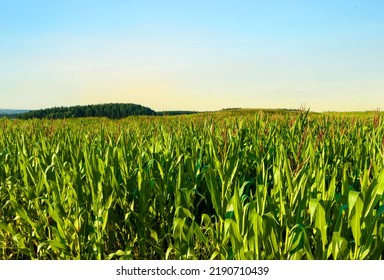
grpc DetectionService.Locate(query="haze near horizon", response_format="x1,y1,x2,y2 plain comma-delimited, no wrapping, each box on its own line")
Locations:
1,1,383,112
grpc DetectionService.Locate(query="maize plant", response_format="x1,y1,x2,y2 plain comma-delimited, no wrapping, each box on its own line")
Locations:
0,110,384,260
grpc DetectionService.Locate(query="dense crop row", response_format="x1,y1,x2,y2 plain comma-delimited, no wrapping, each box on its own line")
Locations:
1,110,384,259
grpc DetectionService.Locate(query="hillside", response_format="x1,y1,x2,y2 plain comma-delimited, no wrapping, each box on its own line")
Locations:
0,109,30,117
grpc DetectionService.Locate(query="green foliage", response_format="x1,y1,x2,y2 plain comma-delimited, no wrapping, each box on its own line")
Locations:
17,103,156,119
1,110,384,259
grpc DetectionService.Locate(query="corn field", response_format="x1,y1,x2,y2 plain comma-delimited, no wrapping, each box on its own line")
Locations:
1,110,384,260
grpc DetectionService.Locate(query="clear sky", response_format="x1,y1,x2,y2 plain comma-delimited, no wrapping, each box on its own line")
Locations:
1,0,383,112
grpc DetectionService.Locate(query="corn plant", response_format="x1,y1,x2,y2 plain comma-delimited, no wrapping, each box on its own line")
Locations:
0,110,384,259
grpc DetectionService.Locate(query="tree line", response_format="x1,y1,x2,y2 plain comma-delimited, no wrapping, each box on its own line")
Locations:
16,103,198,119
17,103,156,119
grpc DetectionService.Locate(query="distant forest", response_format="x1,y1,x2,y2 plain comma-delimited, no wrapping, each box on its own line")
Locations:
16,103,198,119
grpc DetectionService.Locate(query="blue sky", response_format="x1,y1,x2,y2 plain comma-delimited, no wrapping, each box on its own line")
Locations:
1,0,383,111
